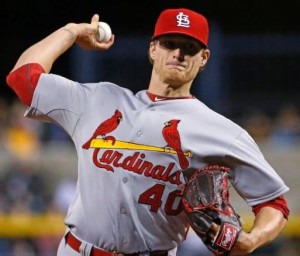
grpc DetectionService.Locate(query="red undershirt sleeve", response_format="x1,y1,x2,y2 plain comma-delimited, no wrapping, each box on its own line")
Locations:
252,195,290,219
6,63,45,106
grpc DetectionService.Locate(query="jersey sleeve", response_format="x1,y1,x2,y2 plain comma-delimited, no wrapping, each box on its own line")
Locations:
24,72,98,137
6,63,45,106
226,131,289,206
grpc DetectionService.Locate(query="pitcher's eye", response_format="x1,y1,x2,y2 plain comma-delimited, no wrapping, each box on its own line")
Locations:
160,40,176,49
182,44,201,55
159,38,202,55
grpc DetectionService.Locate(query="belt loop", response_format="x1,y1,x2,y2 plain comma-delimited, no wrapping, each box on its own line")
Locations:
79,241,93,256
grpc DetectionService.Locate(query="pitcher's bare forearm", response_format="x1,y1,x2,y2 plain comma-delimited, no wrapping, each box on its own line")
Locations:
10,14,114,74
232,207,287,255
12,25,78,73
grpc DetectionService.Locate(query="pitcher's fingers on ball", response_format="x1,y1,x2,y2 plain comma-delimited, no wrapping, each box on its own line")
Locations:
96,21,112,43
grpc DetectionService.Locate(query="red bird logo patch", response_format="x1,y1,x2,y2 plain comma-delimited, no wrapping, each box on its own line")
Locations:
82,109,123,149
162,119,189,169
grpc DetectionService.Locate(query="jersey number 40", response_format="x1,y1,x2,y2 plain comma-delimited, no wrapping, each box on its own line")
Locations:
138,184,182,215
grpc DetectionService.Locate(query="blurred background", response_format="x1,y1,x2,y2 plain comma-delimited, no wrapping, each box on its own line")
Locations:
1,0,300,255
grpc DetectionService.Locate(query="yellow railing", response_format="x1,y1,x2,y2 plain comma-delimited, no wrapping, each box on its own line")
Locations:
0,213,65,238
0,213,299,238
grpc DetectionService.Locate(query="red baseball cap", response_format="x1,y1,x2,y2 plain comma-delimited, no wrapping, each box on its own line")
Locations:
152,8,209,47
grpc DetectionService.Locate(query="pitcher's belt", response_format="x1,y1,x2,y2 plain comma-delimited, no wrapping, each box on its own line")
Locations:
65,232,168,256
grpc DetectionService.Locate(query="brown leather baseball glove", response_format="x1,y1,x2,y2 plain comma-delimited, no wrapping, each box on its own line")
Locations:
181,165,243,255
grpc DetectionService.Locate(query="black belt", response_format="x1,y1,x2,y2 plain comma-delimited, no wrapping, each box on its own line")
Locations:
65,232,168,256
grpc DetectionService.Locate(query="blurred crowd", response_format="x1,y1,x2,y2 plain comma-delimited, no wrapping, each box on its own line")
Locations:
1,99,300,255
0,99,75,256
240,104,300,150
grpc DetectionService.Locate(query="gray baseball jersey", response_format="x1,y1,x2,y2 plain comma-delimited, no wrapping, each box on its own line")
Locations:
25,73,289,254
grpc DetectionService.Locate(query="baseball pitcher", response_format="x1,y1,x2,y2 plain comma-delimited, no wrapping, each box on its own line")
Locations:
6,8,289,256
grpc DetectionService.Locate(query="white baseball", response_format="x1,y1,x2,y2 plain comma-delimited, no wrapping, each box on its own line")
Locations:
96,22,112,43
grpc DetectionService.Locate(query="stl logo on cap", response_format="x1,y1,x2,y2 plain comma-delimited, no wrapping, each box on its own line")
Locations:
176,12,190,28
152,8,209,47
